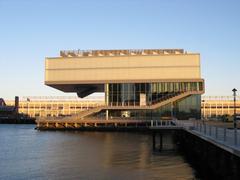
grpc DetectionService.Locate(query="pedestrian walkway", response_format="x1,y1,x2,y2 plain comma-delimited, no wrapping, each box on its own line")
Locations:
191,121,240,148
150,119,240,155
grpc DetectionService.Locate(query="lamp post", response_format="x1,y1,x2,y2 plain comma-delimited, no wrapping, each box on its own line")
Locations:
232,88,237,129
232,88,237,145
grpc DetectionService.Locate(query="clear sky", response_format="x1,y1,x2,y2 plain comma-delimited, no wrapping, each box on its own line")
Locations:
0,0,240,99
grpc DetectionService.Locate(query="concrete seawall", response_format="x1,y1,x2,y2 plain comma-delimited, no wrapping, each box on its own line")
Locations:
176,129,240,179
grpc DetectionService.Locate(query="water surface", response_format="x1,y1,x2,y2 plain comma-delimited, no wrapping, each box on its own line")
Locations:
0,125,196,179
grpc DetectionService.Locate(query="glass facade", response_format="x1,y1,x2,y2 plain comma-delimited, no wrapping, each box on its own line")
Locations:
108,82,203,106
106,82,203,120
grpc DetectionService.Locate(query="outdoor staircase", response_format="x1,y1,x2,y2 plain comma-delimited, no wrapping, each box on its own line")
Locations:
105,91,198,110
60,106,103,121
149,91,193,109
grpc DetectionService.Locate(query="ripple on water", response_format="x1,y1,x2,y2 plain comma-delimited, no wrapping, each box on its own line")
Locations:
0,125,197,180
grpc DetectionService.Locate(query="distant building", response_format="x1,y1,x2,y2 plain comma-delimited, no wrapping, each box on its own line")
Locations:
5,96,104,118
0,97,18,117
0,96,34,123
202,96,240,119
5,96,240,119
0,98,16,118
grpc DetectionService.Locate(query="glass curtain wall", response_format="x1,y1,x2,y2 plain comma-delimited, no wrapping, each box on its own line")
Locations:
107,82,202,120
108,82,203,106
107,95,201,120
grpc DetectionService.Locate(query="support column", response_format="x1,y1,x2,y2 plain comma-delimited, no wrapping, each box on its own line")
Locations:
152,132,156,150
171,102,174,119
105,83,109,120
106,110,109,120
159,133,163,152
74,123,78,128
203,102,206,119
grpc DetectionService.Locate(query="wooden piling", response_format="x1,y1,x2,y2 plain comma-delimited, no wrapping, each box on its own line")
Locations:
152,132,156,150
159,133,163,151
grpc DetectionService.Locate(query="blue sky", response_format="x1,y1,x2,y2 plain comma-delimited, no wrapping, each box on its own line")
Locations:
0,0,240,99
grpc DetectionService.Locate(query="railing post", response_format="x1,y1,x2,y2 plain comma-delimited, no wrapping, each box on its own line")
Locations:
159,133,163,152
234,129,237,146
151,120,153,127
224,128,226,142
209,125,212,136
215,126,218,139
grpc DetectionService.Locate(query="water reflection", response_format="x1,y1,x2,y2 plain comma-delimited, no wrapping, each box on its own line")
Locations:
0,125,196,179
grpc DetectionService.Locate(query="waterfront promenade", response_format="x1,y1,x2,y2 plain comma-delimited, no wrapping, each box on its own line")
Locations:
150,120,240,155
190,121,240,155
150,120,240,179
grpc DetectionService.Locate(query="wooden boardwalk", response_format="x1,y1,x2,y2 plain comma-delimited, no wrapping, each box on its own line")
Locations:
36,118,181,130
36,118,152,129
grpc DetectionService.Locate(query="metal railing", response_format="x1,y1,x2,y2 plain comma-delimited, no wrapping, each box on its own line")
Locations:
60,49,185,57
150,120,176,127
150,119,240,149
192,121,240,148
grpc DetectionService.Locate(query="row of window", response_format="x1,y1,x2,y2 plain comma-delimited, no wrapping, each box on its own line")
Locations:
202,106,240,108
108,82,203,93
108,82,203,105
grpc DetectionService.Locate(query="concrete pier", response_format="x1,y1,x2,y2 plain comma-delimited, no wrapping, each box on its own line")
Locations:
152,132,164,151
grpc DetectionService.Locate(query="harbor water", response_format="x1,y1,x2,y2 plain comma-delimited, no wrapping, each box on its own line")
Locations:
0,125,197,179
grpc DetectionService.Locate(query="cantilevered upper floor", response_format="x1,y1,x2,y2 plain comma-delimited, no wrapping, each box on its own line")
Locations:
45,49,204,97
